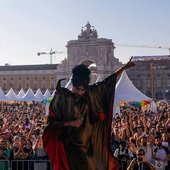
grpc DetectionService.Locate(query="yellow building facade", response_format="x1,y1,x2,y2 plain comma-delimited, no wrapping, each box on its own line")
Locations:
0,64,58,94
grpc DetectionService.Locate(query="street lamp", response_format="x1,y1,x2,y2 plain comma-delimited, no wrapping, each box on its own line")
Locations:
37,48,63,64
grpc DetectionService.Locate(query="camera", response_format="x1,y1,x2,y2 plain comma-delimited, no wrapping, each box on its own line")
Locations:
137,157,143,162
118,155,129,162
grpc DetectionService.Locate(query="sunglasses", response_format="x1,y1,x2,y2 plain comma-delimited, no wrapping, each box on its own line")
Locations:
137,153,144,156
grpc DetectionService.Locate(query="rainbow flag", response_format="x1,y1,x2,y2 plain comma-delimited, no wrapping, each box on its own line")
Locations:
128,100,150,108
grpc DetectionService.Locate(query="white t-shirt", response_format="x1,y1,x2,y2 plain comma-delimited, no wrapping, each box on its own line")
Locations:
162,141,169,148
114,148,134,159
154,147,168,169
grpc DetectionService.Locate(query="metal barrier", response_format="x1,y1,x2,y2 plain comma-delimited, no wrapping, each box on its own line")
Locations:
0,160,10,170
11,160,53,170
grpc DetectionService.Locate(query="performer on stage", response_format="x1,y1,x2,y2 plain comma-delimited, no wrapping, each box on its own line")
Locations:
43,58,135,170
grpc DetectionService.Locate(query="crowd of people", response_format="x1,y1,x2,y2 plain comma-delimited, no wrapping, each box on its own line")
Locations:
0,100,170,170
112,101,170,170
0,101,50,170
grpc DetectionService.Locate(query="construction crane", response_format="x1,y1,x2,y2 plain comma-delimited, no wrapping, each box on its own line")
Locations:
115,43,170,54
37,48,63,64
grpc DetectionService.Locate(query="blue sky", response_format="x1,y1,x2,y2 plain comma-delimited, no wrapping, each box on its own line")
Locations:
0,0,170,65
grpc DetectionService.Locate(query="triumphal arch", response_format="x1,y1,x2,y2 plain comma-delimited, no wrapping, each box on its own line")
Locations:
56,22,122,84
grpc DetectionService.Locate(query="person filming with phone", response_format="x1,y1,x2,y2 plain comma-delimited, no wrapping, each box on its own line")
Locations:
127,149,156,170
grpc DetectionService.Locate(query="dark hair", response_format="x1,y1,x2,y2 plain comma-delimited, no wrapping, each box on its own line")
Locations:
137,148,145,155
71,64,91,88
155,135,161,139
167,127,170,133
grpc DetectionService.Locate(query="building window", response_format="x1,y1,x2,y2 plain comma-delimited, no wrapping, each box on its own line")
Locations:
18,83,22,90
10,79,14,88
50,81,55,91
10,82,14,88
155,91,163,100
146,91,151,98
167,81,170,86
42,81,46,93
18,78,22,90
42,82,46,89
26,82,30,90
2,83,6,91
34,83,38,91
146,83,150,88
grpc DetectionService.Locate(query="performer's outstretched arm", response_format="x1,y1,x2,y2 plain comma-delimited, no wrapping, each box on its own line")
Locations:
115,57,135,76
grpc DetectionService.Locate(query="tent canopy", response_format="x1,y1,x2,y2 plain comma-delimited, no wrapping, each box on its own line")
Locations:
6,88,19,101
44,89,52,99
35,88,45,101
113,71,151,116
21,88,37,101
114,71,151,105
0,87,9,101
17,88,26,99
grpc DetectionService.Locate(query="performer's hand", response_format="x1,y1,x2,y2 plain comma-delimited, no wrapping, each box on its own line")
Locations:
115,57,135,76
70,119,83,127
124,57,135,69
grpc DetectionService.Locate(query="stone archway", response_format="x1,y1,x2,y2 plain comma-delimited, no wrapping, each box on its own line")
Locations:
80,60,98,84
81,60,94,67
